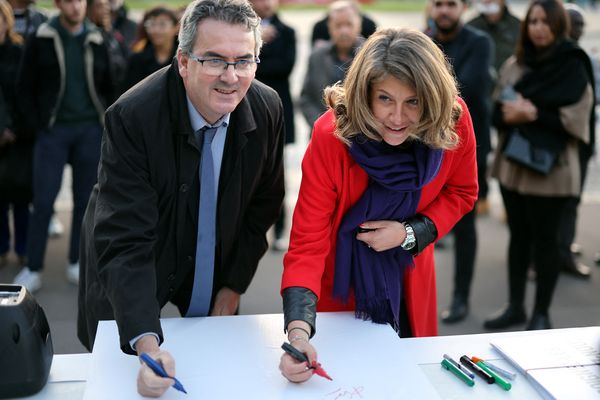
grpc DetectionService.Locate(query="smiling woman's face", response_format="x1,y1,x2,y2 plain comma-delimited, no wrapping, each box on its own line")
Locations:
370,76,420,146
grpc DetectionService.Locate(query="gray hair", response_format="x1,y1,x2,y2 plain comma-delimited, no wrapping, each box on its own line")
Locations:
178,0,263,57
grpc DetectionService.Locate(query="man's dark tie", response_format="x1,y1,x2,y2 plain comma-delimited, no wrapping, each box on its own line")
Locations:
186,126,218,317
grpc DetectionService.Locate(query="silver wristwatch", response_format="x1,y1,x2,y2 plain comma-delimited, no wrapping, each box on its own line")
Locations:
401,222,416,251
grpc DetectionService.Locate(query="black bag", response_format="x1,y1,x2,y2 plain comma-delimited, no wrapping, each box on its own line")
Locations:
502,129,558,175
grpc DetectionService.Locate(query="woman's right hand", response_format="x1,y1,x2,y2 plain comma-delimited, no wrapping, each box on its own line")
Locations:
279,339,318,383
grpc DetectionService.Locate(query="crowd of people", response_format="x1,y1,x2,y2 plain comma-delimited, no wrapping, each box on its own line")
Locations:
0,0,598,394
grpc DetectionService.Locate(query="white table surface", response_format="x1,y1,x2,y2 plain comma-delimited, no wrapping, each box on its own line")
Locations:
20,313,598,399
84,312,548,400
13,354,89,400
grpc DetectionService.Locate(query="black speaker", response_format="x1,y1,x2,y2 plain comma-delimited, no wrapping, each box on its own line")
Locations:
0,285,53,398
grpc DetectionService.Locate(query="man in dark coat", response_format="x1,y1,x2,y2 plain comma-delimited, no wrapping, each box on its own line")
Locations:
8,0,47,38
250,0,296,250
467,0,520,73
428,0,494,324
108,0,136,50
251,0,295,145
310,0,376,48
77,0,284,396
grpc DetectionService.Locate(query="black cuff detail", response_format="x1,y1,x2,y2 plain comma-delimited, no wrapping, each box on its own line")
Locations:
405,214,438,256
282,286,317,338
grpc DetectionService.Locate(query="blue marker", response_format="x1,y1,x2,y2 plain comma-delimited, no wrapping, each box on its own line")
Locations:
139,352,187,394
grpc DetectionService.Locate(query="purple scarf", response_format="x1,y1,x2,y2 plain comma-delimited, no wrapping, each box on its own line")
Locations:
333,136,444,331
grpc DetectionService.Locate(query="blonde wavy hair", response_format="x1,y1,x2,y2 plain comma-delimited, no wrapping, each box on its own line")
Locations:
325,28,461,149
0,0,24,45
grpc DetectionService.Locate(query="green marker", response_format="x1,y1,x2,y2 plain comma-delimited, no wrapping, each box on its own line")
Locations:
441,359,475,387
473,359,512,391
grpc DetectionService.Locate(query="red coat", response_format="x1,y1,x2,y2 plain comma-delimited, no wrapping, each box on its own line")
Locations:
282,98,478,337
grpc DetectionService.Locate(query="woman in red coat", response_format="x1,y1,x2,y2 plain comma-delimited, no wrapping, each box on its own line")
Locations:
279,28,478,383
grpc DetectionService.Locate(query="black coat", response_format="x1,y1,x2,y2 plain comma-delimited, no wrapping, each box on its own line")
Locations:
16,19,113,132
122,39,177,92
434,25,494,158
0,39,32,203
0,40,21,132
77,60,285,353
255,14,296,144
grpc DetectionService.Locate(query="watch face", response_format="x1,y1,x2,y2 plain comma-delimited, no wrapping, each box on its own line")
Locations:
404,240,416,250
402,223,416,250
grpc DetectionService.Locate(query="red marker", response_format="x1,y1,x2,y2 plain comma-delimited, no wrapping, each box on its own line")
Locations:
281,342,333,381
310,360,333,381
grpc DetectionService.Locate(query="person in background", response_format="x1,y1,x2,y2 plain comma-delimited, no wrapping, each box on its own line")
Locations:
8,0,65,240
554,3,596,279
279,28,477,382
468,0,520,74
250,0,296,251
299,0,363,130
467,0,520,216
13,0,114,292
77,0,284,396
428,0,494,324
108,0,135,50
0,0,30,268
122,6,178,91
87,0,127,97
310,0,375,48
484,0,595,330
7,0,45,37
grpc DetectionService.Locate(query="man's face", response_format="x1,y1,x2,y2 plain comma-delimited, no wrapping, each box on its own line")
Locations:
108,0,122,12
177,18,256,125
568,11,584,41
250,0,277,20
87,0,109,26
430,0,466,35
55,0,87,27
327,7,361,52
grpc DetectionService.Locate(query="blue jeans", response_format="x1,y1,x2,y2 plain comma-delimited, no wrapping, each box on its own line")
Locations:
0,201,30,256
27,123,102,271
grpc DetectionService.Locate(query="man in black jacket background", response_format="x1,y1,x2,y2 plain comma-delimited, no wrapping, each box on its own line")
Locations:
428,0,494,324
250,0,296,250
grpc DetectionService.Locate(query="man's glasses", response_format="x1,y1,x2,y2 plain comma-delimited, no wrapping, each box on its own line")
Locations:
187,52,260,77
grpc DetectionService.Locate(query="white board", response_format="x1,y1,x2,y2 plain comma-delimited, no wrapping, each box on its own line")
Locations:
83,312,568,399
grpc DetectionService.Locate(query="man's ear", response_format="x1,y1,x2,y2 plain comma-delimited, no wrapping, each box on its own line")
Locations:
176,49,188,78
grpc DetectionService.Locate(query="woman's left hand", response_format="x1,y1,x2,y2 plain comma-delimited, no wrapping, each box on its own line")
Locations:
356,220,405,252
